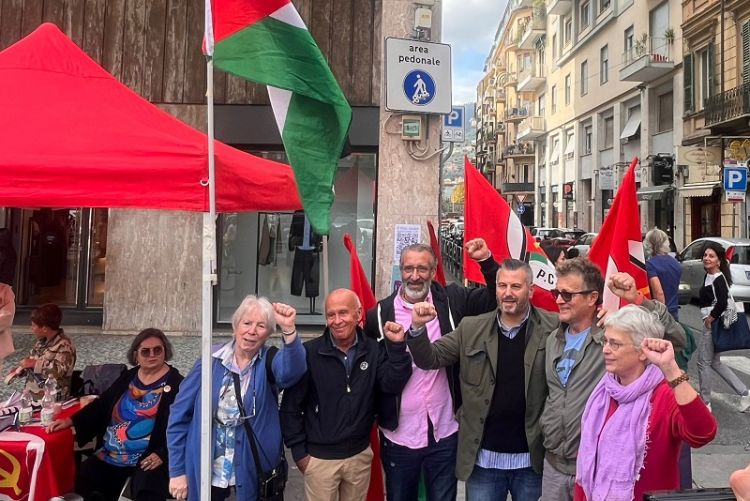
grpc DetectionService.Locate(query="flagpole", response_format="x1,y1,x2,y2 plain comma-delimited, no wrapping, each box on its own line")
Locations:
323,237,330,299
200,56,217,501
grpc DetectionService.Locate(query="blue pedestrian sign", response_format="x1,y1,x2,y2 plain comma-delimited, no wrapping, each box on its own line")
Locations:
517,204,526,215
403,70,436,106
724,165,748,203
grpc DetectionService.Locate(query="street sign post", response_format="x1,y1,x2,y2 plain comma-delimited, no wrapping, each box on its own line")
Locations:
723,165,748,203
442,107,464,142
385,38,452,114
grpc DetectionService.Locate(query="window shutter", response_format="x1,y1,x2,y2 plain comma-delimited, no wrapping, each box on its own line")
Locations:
742,21,750,84
707,41,716,98
684,53,694,112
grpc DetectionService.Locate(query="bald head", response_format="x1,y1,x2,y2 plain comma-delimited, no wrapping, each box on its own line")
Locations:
325,289,362,347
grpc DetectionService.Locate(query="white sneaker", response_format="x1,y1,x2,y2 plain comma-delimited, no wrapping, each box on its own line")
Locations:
739,393,750,413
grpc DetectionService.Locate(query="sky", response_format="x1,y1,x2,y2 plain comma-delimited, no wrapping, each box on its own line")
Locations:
442,0,508,106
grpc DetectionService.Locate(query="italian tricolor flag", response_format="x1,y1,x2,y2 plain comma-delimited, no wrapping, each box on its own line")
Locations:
205,0,352,235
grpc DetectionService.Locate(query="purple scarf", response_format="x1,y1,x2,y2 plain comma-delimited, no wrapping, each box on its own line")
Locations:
576,363,665,501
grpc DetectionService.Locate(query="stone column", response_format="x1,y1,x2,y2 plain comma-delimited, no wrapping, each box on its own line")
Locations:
375,0,443,297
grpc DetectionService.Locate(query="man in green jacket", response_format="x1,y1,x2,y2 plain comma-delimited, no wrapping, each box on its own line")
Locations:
539,259,687,501
384,258,559,500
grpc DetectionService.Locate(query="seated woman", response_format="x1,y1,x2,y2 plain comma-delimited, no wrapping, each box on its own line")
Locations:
167,296,306,501
48,328,183,501
7,304,76,400
574,305,717,501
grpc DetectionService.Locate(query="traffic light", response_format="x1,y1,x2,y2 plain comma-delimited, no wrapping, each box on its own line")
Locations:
651,154,674,184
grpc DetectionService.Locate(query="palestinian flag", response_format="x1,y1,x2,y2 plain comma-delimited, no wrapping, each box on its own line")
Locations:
463,157,558,312
588,157,650,311
205,0,352,235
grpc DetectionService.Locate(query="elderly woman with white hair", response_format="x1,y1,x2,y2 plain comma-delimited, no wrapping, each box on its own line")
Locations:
643,228,681,320
573,305,716,501
167,296,306,501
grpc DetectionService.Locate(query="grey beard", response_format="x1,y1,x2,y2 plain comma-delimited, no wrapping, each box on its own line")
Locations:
402,282,431,302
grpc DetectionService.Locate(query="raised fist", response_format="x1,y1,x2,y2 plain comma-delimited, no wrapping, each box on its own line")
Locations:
464,238,491,262
383,321,406,343
272,302,297,333
411,302,437,330
607,272,638,303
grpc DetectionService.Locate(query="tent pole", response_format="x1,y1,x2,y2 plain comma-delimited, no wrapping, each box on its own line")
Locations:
200,57,217,501
322,237,330,299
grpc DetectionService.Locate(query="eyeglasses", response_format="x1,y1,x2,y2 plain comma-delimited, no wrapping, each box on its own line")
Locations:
551,289,594,302
602,337,635,352
401,265,433,276
137,345,164,357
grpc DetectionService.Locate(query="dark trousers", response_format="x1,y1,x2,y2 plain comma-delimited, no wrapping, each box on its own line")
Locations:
211,486,232,501
76,455,169,501
380,428,458,501
290,249,319,297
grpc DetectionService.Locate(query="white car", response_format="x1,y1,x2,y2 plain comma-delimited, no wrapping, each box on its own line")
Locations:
676,237,750,305
568,233,598,257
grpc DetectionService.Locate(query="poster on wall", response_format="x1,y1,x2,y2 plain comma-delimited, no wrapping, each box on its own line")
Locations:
393,224,422,264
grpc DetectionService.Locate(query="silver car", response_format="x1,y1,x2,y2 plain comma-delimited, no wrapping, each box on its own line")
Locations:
569,233,598,257
676,237,750,305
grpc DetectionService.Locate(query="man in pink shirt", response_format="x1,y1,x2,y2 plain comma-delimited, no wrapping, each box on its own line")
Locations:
364,238,499,501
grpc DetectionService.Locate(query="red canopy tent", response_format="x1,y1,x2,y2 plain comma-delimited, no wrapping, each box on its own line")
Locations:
0,23,302,212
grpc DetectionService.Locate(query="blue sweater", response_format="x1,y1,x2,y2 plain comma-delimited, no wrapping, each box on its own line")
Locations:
167,338,306,500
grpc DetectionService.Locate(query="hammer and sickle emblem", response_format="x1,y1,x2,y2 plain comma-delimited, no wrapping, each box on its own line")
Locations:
0,448,22,496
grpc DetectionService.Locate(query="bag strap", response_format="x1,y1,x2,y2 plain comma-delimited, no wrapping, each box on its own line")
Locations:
232,372,272,473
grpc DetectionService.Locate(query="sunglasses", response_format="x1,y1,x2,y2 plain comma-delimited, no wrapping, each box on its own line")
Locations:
551,289,594,302
137,345,164,357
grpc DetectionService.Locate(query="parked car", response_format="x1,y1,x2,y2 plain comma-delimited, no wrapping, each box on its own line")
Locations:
676,237,750,305
568,233,598,257
531,227,566,241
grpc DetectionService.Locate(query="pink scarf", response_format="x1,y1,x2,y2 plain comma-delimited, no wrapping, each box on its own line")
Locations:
576,363,665,501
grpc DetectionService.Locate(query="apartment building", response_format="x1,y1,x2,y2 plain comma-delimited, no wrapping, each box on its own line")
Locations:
477,0,685,237
679,0,750,244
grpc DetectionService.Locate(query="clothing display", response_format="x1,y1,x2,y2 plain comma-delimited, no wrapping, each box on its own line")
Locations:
289,212,321,300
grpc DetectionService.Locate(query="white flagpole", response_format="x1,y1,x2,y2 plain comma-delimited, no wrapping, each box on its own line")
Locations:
200,56,217,501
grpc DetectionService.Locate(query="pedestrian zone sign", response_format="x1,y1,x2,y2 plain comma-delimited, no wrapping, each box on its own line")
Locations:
724,165,748,203
385,37,452,114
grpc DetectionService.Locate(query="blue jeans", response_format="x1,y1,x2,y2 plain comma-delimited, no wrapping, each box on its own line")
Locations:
466,465,542,501
380,430,458,501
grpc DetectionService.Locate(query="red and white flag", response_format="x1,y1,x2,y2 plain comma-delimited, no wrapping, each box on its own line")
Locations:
463,157,558,312
427,220,447,287
588,157,650,312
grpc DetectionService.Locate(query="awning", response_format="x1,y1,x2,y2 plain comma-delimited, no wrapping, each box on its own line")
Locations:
549,141,560,164
678,182,720,198
637,184,673,201
620,109,641,139
564,135,575,156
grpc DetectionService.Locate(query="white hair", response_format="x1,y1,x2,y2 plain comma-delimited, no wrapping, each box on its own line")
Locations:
231,295,276,333
603,304,664,348
644,228,670,258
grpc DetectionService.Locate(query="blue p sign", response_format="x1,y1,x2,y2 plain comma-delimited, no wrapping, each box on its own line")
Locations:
443,107,463,128
724,167,748,192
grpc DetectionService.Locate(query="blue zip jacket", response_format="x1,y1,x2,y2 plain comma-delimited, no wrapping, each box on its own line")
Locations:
167,337,306,501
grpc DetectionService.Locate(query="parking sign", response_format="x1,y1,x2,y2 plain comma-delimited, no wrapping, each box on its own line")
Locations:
442,107,465,143
724,165,748,203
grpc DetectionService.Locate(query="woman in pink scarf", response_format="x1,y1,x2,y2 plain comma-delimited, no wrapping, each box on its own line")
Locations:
574,305,717,501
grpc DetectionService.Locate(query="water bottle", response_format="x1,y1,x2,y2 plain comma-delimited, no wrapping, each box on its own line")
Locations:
43,374,58,402
18,390,32,424
40,391,55,426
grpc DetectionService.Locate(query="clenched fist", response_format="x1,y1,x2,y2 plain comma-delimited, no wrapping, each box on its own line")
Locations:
464,238,491,262
383,321,406,343
607,272,638,303
411,302,437,330
272,302,297,335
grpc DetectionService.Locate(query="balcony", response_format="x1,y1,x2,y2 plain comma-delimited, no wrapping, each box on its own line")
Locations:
705,82,750,129
504,72,518,87
505,106,529,123
504,142,535,158
519,14,546,49
496,88,506,102
517,116,545,140
619,37,674,82
501,182,535,193
517,67,546,92
547,0,571,16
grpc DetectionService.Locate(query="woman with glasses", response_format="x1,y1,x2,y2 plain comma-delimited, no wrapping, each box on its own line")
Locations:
47,327,183,501
573,305,716,501
167,296,306,501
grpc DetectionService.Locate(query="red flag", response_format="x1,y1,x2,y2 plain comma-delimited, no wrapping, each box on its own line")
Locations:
588,157,650,312
463,157,558,312
343,234,384,500
427,221,447,287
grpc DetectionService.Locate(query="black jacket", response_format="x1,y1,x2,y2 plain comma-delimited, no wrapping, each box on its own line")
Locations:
279,328,412,462
363,257,499,430
71,365,183,462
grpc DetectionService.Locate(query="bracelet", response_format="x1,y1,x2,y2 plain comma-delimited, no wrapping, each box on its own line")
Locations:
281,329,297,337
668,371,689,388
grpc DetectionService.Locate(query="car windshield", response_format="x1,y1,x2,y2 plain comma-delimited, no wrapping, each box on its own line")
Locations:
731,245,750,264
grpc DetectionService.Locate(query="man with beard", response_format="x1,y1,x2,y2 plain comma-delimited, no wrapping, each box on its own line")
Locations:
363,239,499,501
384,259,558,500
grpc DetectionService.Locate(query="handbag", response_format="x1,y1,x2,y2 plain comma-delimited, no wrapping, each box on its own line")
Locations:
232,373,287,501
711,312,750,353
710,275,738,329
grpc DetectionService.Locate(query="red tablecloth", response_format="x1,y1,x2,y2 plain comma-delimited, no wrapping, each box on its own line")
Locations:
0,405,78,501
